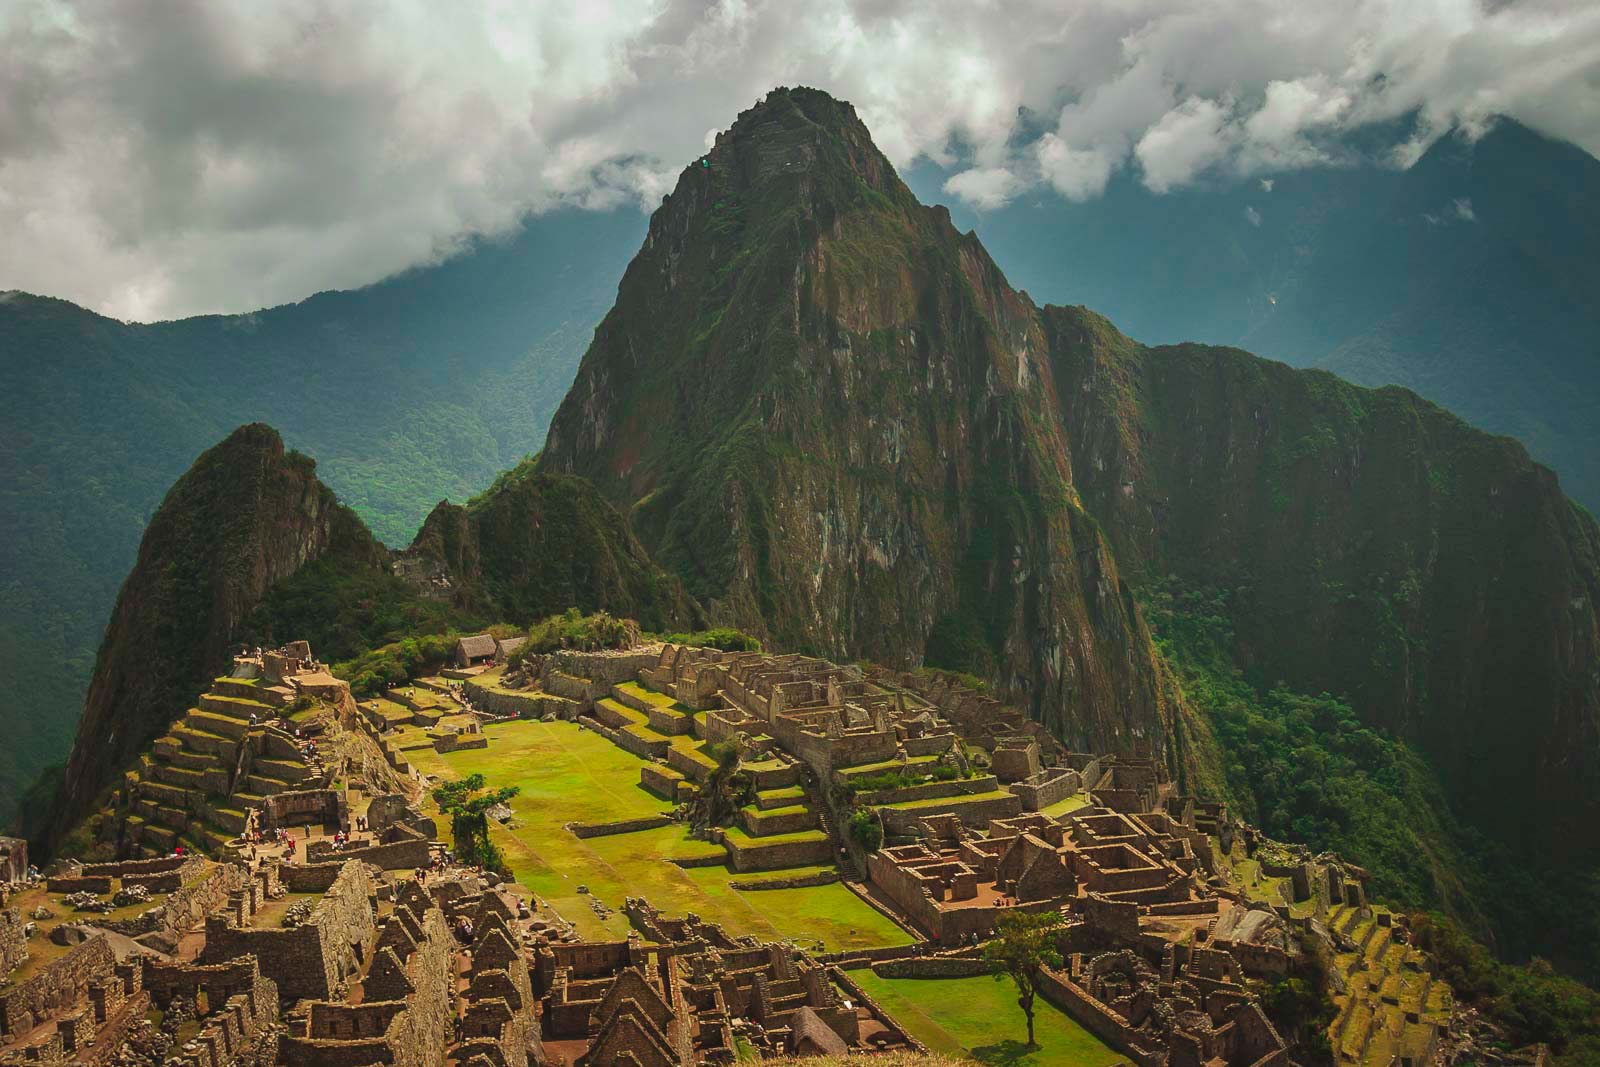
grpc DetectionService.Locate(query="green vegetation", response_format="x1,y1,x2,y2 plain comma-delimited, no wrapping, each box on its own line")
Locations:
846,762,969,794
656,627,762,652
851,972,1127,1067
432,773,520,877
338,633,461,695
407,720,908,950
1412,913,1600,1066
1143,578,1600,983
846,809,883,851
984,911,1067,1048
507,609,638,667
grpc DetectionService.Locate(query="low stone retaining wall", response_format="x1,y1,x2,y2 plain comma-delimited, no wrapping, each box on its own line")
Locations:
46,875,113,894
580,716,668,760
873,956,997,978
461,681,572,721
568,815,674,839
640,765,685,800
855,774,1001,808
305,836,431,870
730,869,840,891
879,791,1022,836
669,853,729,869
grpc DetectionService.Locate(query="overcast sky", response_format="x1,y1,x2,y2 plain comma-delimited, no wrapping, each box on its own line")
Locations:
2,0,1596,322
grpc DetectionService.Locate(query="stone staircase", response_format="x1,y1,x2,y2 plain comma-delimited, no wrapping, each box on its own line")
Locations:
115,677,323,857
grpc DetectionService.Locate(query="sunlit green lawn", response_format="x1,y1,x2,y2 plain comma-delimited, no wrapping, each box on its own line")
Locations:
851,973,1130,1067
412,719,912,949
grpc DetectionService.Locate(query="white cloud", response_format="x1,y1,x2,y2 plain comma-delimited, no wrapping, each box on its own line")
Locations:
943,166,1025,210
1,0,1597,320
1260,179,1275,192
1453,196,1477,221
1136,97,1236,193
1034,135,1119,201
1245,205,1263,226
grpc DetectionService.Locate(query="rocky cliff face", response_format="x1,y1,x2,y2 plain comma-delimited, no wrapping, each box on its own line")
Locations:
51,425,368,842
1044,308,1600,850
541,88,1174,755
542,87,1600,854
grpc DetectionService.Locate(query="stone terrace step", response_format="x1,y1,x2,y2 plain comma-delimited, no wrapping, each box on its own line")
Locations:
165,748,217,773
242,774,294,796
593,697,648,730
738,804,818,837
755,786,806,810
252,757,311,782
211,808,249,834
184,709,249,741
199,692,274,719
172,725,238,759
152,763,207,790
137,779,195,808
211,678,267,701
667,745,718,783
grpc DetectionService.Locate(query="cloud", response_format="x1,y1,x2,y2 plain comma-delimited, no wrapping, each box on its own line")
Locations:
942,166,1025,211
1136,97,1236,193
1453,196,1477,221
1,0,1597,319
1245,206,1263,226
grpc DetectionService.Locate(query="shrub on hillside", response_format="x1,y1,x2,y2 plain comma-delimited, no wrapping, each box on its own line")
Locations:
660,627,762,652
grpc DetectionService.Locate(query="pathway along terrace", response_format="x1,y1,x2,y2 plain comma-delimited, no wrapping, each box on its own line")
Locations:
3,635,1474,1065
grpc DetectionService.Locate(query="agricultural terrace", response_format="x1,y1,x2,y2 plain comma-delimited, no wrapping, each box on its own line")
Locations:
405,718,913,951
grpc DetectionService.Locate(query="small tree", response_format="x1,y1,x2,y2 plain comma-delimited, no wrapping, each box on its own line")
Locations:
847,809,883,852
432,773,519,874
984,910,1066,1047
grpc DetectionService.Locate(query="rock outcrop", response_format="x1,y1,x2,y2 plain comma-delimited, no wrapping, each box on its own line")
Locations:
52,425,372,844
541,87,1176,756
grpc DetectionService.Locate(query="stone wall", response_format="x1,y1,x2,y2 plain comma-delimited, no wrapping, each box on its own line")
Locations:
0,909,26,981
278,907,451,1067
879,792,1022,836
873,956,996,978
201,860,375,1001
0,934,116,1039
304,837,430,871
855,775,1001,808
1011,768,1081,811
1035,966,1164,1067
261,789,343,830
568,815,675,839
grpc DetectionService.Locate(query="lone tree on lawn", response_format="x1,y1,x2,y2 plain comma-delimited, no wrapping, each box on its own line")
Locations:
432,773,519,875
984,909,1066,1047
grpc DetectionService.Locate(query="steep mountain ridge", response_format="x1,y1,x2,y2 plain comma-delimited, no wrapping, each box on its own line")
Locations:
46,425,695,849
50,424,367,842
1044,309,1600,850
541,87,1600,865
541,88,1176,756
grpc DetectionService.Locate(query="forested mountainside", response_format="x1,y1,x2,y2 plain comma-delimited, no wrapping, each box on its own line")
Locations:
0,208,644,824
541,87,1600,970
44,424,692,849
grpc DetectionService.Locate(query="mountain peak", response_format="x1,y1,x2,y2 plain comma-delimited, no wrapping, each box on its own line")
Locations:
660,85,913,217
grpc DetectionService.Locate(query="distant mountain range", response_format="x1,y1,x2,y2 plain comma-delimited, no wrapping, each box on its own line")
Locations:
2,111,1595,834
